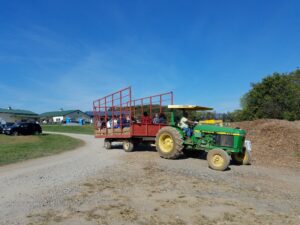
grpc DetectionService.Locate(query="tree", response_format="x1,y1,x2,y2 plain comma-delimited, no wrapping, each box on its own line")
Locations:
239,69,300,121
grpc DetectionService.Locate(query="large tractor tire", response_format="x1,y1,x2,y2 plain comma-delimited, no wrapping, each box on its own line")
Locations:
155,127,184,159
123,139,134,152
104,139,112,150
232,148,252,165
207,149,230,171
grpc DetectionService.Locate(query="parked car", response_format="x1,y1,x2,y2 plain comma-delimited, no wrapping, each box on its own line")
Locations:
1,122,15,134
3,122,42,136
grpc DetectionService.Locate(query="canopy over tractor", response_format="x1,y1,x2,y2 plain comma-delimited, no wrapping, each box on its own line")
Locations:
168,105,213,111
93,87,251,171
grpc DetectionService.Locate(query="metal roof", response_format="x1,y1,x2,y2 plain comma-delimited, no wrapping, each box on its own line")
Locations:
40,110,89,117
0,108,38,115
40,110,78,117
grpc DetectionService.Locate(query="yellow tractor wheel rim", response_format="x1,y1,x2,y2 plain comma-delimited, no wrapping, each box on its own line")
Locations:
212,154,224,168
159,133,174,153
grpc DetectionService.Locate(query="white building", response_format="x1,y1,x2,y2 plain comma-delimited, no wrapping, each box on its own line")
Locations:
40,110,91,124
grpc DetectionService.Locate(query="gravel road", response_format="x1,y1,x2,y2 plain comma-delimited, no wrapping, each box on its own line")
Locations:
0,133,299,225
0,133,121,225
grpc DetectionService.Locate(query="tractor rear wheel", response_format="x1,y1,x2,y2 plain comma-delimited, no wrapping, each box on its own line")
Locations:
104,139,112,150
207,149,230,171
155,127,184,159
232,148,252,165
123,139,134,152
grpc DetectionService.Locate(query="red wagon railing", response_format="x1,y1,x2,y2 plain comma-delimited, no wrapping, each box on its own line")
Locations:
93,87,173,139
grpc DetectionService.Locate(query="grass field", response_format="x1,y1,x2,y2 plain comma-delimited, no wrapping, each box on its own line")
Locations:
0,134,84,166
42,125,94,135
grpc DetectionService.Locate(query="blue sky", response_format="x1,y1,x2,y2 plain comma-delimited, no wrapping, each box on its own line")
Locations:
0,0,299,113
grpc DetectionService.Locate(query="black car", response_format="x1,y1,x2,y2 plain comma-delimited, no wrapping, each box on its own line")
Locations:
1,122,15,134
3,122,42,136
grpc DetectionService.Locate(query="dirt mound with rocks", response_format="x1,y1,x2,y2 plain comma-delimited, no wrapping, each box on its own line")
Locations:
231,119,300,168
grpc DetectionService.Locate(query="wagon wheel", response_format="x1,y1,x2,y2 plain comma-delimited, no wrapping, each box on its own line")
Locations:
104,139,112,150
123,139,134,152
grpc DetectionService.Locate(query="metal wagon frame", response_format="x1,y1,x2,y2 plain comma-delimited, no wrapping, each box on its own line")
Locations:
93,87,173,142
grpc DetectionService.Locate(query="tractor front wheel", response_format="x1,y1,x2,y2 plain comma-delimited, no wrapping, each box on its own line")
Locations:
155,127,184,159
123,139,134,152
207,149,230,171
232,148,252,165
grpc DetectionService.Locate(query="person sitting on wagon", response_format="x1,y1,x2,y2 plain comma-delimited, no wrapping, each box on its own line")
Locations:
141,112,151,124
178,111,194,137
112,115,119,128
153,113,160,124
124,115,131,127
106,118,111,128
131,116,138,123
97,119,102,130
118,115,127,128
159,112,167,124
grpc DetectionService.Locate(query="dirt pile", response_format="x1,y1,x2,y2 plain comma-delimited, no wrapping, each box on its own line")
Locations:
232,119,300,168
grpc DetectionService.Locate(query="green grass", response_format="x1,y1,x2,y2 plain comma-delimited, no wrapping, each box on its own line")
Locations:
42,125,94,135
0,134,84,166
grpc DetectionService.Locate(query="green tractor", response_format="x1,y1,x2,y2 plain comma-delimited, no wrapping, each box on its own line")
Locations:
155,105,251,171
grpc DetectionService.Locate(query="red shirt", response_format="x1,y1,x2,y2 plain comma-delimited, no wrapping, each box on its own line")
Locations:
141,116,151,124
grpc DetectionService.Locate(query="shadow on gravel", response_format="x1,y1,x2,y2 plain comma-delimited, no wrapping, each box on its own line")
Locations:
108,143,234,170
182,149,207,160
109,143,156,152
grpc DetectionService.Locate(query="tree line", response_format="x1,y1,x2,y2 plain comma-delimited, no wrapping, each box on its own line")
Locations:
105,69,300,122
227,69,300,121
173,69,300,122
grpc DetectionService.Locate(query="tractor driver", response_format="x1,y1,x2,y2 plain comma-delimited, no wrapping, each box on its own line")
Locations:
178,111,194,138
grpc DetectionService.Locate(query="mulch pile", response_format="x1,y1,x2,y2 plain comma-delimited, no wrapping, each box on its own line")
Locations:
231,119,300,168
